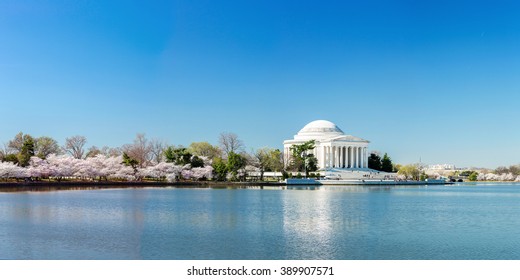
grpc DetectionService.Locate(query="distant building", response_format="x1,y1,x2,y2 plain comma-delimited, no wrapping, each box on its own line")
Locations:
428,164,456,170
283,120,369,170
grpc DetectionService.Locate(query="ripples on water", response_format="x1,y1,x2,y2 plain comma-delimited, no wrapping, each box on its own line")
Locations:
1,184,520,260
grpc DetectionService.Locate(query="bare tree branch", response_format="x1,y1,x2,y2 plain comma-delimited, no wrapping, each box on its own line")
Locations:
218,132,244,156
64,135,87,159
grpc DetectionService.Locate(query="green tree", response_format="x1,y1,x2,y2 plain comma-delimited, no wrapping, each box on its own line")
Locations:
381,153,393,172
122,152,139,177
188,142,222,160
289,140,316,173
122,152,138,165
227,151,246,181
35,136,61,159
255,148,283,180
368,153,382,170
398,164,420,180
305,154,318,176
268,149,284,172
468,172,478,181
164,146,192,165
18,135,35,167
190,156,205,168
3,154,18,164
212,158,228,181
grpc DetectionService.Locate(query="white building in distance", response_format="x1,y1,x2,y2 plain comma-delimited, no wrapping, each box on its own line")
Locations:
283,120,369,170
427,164,456,170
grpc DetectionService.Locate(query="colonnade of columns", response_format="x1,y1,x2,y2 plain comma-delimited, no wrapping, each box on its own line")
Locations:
320,145,367,169
283,144,368,170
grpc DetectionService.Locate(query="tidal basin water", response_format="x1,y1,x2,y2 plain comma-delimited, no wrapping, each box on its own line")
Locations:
2,183,520,259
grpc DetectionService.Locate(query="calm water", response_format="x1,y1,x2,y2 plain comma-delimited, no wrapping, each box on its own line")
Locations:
2,183,520,260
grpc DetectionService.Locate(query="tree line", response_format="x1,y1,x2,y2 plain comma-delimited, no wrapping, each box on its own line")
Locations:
0,132,289,182
0,132,405,182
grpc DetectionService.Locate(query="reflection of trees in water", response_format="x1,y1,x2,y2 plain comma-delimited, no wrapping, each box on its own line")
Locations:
0,189,151,259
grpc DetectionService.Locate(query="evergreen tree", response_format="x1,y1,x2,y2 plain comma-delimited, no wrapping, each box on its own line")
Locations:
164,146,192,165
305,154,318,177
227,151,246,181
289,140,316,172
122,152,139,176
190,156,205,168
368,153,382,171
212,158,228,181
18,135,35,167
381,153,393,172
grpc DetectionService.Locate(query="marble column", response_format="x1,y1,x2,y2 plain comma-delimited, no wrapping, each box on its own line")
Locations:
358,147,362,168
321,146,325,169
342,147,344,168
344,146,347,168
339,146,343,168
358,148,362,168
350,147,354,168
362,148,365,168
354,147,358,168
364,148,367,168
330,146,333,168
334,146,339,168
348,146,352,168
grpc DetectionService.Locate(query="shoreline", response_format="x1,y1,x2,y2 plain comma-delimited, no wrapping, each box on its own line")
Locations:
0,180,286,192
1,180,518,193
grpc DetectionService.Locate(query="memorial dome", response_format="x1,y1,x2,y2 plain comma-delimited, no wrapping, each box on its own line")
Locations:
296,120,344,140
284,120,369,170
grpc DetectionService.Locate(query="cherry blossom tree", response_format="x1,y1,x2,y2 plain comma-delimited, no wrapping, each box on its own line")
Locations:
0,161,26,180
181,169,193,180
47,154,77,180
75,158,100,180
141,162,178,180
191,166,214,180
28,156,51,179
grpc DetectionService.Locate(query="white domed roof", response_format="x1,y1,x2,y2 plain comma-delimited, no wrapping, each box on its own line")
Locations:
284,119,369,145
292,120,345,141
298,120,344,134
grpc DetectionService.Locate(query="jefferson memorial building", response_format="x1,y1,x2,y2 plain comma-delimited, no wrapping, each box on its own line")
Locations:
283,120,369,170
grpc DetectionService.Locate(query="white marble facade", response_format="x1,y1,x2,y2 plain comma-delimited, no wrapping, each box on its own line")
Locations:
283,120,369,170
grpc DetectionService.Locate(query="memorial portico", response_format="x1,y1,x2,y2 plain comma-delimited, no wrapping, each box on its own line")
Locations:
283,120,370,170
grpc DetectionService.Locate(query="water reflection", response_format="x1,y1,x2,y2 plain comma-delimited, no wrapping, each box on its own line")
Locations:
2,184,520,259
282,190,337,259
0,189,152,259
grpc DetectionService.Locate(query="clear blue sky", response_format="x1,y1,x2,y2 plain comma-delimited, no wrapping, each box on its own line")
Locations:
1,0,519,168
